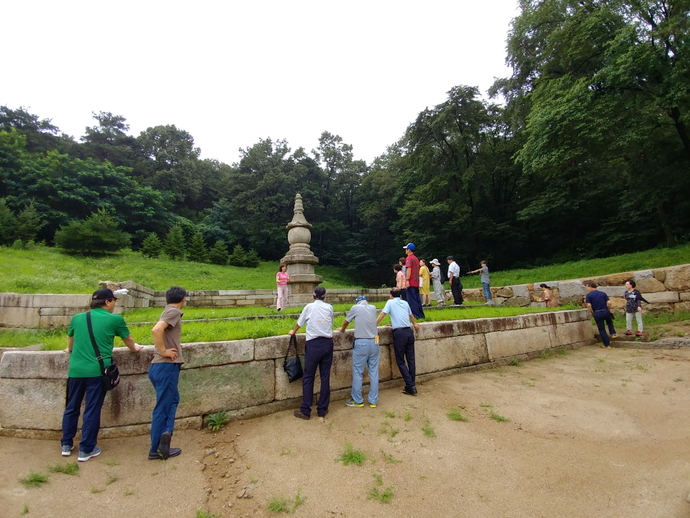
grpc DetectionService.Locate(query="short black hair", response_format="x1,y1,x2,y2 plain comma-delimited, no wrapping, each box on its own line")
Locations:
584,280,597,289
394,264,402,272
446,256,454,261
390,289,402,298
166,286,187,303
626,279,636,288
313,286,326,300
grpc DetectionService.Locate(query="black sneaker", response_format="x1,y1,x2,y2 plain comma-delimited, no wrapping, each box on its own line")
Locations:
149,448,181,460
158,431,172,460
293,410,310,420
402,387,417,396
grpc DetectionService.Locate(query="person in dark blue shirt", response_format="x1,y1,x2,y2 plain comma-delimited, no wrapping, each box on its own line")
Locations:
584,281,617,347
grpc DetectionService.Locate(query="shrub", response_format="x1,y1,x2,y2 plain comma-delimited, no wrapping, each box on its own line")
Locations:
54,209,131,255
208,240,229,265
141,233,163,259
0,198,15,245
164,224,186,260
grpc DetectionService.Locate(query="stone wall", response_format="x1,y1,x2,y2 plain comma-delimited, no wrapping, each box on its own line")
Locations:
0,309,594,439
462,263,690,314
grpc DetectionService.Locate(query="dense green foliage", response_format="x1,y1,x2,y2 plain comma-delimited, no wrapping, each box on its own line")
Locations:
1,2,688,282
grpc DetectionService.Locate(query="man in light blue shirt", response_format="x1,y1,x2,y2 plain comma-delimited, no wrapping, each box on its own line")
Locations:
289,286,334,419
377,289,421,396
339,296,380,408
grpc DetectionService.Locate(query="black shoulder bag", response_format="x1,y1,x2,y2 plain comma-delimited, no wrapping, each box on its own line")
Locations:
86,311,120,392
283,334,303,383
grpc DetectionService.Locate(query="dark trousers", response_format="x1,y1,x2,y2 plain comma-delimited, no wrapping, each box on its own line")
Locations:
406,286,425,319
451,277,464,305
594,310,616,346
148,362,181,453
392,327,416,390
61,376,106,453
300,337,334,417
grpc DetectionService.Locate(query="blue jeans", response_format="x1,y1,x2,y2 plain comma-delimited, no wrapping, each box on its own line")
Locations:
351,338,380,405
392,327,416,390
482,282,492,300
300,337,333,417
148,363,181,454
62,376,106,453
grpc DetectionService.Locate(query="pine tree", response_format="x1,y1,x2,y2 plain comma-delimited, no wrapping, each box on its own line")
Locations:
15,201,44,244
208,240,229,265
141,233,163,258
164,224,186,260
187,232,208,263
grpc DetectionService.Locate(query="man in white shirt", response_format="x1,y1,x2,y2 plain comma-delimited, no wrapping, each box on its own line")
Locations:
289,286,334,420
446,256,463,305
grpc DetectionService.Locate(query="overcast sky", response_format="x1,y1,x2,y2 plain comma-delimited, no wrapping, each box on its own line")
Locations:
4,0,519,166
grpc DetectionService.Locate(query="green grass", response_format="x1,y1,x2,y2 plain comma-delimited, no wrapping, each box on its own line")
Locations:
205,410,229,431
490,411,510,422
267,489,305,514
47,462,79,475
18,471,49,488
336,443,366,466
195,511,219,518
446,408,468,422
368,474,394,503
421,419,436,437
0,246,359,294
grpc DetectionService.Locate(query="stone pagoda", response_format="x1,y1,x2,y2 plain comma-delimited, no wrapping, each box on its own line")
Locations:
279,193,323,306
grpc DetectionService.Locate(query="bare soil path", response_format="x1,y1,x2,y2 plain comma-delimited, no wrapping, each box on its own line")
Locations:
2,345,690,518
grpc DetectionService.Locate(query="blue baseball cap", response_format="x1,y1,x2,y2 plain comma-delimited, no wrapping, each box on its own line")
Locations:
403,243,416,251
355,296,367,303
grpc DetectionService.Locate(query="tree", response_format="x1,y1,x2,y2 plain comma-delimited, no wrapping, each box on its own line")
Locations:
0,198,15,245
15,200,44,244
164,224,186,260
187,231,208,263
141,233,163,258
54,209,131,255
208,240,229,265
81,112,136,167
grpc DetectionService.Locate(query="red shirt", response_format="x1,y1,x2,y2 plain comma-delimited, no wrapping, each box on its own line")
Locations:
405,254,420,287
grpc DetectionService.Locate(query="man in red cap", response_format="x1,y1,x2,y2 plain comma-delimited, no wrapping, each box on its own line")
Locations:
403,243,425,319
61,288,142,462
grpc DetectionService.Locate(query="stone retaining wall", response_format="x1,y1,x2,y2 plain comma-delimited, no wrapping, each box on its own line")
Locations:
0,309,594,439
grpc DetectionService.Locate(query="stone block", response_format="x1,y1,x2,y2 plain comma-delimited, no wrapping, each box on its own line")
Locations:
553,321,595,347
609,298,626,311
182,339,255,368
644,291,680,303
486,326,553,361
0,378,66,429
603,272,634,286
178,361,275,416
598,286,626,298
676,301,690,312
633,270,654,281
0,350,69,379
635,276,667,293
495,287,514,298
664,265,690,291
504,296,531,307
415,334,488,375
40,316,72,328
681,293,690,302
0,307,40,328
558,281,588,298
653,268,667,283
512,285,530,299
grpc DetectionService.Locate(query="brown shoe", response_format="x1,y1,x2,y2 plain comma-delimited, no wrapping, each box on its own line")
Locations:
293,410,310,420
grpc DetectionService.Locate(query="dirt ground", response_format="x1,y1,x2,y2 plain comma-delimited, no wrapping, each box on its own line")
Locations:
2,344,690,518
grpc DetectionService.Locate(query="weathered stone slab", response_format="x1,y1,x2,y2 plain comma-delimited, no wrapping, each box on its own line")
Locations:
559,281,588,298
644,291,680,303
415,334,488,375
495,287,514,298
603,272,634,286
0,350,68,379
486,326,552,360
635,276,667,293
633,270,654,281
598,286,626,297
177,361,275,416
504,296,531,307
0,378,66,429
182,340,254,368
553,321,595,347
512,285,530,299
0,307,40,328
664,265,690,291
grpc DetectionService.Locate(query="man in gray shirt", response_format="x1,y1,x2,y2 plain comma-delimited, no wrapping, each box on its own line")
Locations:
338,296,380,408
289,286,334,420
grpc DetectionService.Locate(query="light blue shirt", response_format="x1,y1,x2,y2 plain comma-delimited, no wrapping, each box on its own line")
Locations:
381,298,413,329
345,302,378,339
297,299,334,341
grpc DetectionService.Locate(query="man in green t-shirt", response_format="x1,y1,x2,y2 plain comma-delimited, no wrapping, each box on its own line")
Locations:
61,289,142,462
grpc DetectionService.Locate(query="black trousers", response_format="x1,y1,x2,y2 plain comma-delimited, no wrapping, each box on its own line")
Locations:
451,277,464,305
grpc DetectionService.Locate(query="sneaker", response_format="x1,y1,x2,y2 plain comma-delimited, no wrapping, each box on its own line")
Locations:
293,410,310,420
610,334,618,339
625,330,633,335
402,387,417,396
149,448,181,460
369,403,377,408
345,399,364,407
61,445,74,457
636,331,643,337
157,431,172,460
77,446,101,462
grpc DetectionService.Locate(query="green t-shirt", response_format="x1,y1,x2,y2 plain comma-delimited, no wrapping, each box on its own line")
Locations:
67,308,131,378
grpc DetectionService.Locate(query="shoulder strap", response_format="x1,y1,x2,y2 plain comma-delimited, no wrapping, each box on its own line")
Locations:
285,334,298,360
86,311,107,374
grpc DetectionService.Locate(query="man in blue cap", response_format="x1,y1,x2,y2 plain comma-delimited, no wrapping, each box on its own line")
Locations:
338,296,380,408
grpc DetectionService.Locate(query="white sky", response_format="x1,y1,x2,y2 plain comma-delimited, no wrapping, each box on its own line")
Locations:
4,0,519,166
